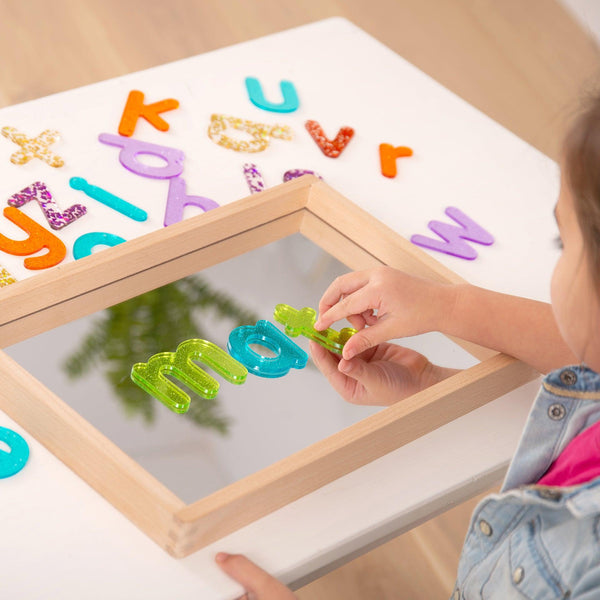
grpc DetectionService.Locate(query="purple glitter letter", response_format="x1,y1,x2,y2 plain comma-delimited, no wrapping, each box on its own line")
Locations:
282,169,323,183
164,177,219,226
243,163,266,194
410,207,494,260
98,133,184,179
8,181,86,230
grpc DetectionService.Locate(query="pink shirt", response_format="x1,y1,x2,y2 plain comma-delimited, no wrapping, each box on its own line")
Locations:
537,419,600,487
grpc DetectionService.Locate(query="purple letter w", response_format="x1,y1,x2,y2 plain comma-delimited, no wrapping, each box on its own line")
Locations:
410,207,494,260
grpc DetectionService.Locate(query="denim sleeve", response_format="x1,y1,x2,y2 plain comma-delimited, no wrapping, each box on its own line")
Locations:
572,563,600,598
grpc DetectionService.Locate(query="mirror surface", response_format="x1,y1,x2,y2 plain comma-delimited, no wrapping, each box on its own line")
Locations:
5,234,477,502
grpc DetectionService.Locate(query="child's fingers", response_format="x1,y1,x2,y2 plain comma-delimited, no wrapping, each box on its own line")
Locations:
342,322,394,360
310,342,354,399
215,553,296,599
316,288,376,331
317,271,370,317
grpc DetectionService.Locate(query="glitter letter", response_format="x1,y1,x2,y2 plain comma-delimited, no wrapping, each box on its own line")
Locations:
305,120,354,158
8,181,87,230
1,126,64,168
208,114,292,153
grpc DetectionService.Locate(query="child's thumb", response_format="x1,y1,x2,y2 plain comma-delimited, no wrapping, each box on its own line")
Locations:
215,553,296,599
343,323,390,360
339,357,382,395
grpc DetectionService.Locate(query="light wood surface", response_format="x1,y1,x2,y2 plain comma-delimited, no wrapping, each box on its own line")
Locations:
0,177,538,557
1,0,598,597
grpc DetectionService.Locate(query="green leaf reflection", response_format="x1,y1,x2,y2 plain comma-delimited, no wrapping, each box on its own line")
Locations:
62,275,258,434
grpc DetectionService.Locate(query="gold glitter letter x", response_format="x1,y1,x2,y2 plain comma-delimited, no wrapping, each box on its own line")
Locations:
1,126,64,168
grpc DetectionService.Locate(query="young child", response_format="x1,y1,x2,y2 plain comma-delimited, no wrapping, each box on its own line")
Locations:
215,95,600,599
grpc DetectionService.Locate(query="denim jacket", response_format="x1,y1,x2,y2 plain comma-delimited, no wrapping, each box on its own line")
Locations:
451,365,600,599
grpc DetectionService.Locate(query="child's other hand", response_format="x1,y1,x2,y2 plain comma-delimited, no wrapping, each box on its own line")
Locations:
216,553,297,600
314,267,453,360
310,341,457,406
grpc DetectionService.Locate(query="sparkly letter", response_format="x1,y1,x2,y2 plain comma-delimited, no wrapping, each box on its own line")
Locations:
8,181,87,230
305,120,354,158
208,114,292,153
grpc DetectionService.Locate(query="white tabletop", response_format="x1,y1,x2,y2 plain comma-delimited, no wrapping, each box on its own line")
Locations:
0,18,557,599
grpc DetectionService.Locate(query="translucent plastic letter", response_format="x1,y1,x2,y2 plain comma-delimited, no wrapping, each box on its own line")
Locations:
131,339,247,414
228,320,307,378
273,304,356,355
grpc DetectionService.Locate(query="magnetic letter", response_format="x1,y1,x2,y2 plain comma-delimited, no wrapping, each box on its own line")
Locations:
208,114,292,153
305,120,354,158
0,265,16,287
98,133,185,179
228,320,307,378
245,77,299,113
69,177,147,222
73,232,126,260
273,304,356,355
379,143,413,178
1,126,64,167
0,206,66,270
282,169,323,183
131,339,247,413
118,90,180,137
410,207,494,260
0,427,29,479
243,163,266,194
163,177,219,226
8,181,87,230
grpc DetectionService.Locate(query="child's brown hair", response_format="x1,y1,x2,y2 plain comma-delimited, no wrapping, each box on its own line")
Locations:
563,94,600,284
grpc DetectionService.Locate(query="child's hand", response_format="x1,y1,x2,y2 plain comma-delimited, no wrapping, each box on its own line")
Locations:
215,553,297,600
310,341,458,406
314,267,453,360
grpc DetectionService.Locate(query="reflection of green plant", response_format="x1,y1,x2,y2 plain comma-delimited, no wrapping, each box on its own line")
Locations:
63,276,258,434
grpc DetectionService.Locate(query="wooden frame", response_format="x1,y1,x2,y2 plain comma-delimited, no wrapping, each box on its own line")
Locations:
0,176,538,557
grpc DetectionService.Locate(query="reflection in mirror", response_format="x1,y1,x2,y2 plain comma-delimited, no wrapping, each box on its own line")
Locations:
5,234,477,503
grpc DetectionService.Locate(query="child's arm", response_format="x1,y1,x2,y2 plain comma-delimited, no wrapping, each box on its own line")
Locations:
315,267,577,374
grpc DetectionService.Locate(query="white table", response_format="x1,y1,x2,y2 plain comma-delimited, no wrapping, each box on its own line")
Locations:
0,18,557,599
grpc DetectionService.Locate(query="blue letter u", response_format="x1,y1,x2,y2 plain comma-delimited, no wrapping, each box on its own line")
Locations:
245,77,299,113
